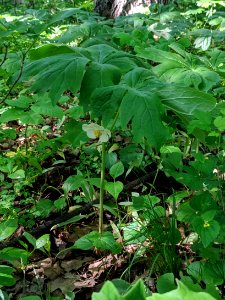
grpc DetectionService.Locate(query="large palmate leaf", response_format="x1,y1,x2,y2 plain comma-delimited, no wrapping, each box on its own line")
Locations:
48,8,93,25
80,62,122,111
29,44,75,60
22,53,90,101
56,22,113,44
90,67,216,149
148,281,217,300
159,85,216,116
23,44,141,103
92,280,216,300
80,44,144,110
91,68,169,149
135,47,220,91
86,44,145,72
92,280,146,300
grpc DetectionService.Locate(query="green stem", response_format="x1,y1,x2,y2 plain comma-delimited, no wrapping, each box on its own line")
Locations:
110,110,119,132
99,142,106,233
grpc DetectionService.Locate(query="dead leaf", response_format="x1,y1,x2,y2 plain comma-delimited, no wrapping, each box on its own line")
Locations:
44,262,63,280
61,259,83,272
74,278,96,289
50,277,76,293
61,257,92,272
88,254,117,278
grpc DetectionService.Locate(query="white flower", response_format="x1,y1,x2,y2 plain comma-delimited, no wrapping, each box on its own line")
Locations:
82,123,111,143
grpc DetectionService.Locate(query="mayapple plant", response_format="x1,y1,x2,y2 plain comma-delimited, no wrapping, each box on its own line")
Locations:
82,123,111,233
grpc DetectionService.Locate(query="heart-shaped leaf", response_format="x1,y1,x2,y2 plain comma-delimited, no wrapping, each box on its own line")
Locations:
105,181,123,200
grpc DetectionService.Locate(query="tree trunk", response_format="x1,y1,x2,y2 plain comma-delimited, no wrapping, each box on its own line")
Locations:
94,0,169,18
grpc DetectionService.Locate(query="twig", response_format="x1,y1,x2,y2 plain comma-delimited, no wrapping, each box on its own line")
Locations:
2,39,37,103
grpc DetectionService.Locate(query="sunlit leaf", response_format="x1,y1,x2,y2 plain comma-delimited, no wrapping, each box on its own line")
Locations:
0,219,18,242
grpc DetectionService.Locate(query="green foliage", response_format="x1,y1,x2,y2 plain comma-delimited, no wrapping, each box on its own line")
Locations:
0,265,16,287
92,280,217,300
0,218,18,242
73,230,122,254
0,0,225,299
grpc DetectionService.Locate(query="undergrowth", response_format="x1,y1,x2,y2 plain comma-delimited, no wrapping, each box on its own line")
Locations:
0,0,224,299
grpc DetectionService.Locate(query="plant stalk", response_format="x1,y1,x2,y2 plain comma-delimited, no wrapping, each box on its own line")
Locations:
99,142,106,233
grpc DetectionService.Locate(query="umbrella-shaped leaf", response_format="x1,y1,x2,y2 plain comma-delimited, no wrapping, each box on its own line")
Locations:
22,53,89,101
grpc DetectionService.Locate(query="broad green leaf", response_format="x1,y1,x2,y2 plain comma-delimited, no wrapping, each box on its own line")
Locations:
187,111,212,133
123,221,146,244
166,191,190,204
20,112,43,125
92,279,147,300
61,121,88,148
192,217,220,248
214,116,225,131
159,85,216,116
31,95,64,118
204,261,225,285
105,181,123,200
92,281,121,300
156,65,219,91
160,146,181,154
119,70,169,149
177,202,196,223
156,273,176,294
34,199,54,217
23,232,36,248
91,68,170,149
80,44,144,110
36,234,50,249
48,8,87,25
119,144,143,167
187,261,205,282
8,169,25,179
29,44,75,60
0,247,29,266
93,231,122,254
0,265,16,287
5,96,32,109
62,175,85,194
57,23,91,44
54,197,67,210
160,145,182,170
105,152,118,169
148,281,217,299
144,206,165,221
73,231,99,250
3,53,21,74
56,22,110,44
124,280,147,300
135,46,183,64
80,61,121,111
136,47,220,91
190,192,218,214
0,218,18,242
104,51,145,73
109,162,124,179
0,108,24,123
194,37,211,51
111,279,130,295
22,54,89,100
133,195,160,210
